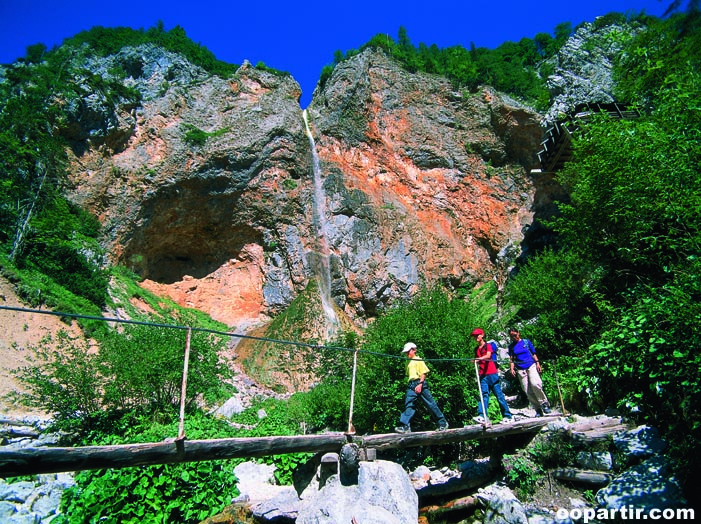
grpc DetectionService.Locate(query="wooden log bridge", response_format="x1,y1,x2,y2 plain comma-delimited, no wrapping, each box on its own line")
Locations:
0,418,551,478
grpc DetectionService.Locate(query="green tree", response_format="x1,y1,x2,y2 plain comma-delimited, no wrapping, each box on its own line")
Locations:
16,324,232,428
505,11,701,492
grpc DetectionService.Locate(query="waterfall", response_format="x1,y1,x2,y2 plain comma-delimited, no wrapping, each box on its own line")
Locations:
302,110,339,338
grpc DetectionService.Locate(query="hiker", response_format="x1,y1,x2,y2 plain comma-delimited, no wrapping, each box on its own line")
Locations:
395,342,448,433
508,328,552,416
471,328,513,424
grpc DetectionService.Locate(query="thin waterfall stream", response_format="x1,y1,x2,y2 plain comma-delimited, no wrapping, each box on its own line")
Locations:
302,110,339,338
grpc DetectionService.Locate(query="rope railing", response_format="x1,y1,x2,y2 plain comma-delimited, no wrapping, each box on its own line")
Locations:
0,304,499,363
1,304,559,441
0,304,566,475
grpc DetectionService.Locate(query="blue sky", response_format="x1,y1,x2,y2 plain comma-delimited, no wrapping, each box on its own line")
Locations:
1,0,669,107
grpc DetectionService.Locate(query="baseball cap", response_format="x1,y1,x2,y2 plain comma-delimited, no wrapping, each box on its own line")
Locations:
470,328,485,337
402,342,417,353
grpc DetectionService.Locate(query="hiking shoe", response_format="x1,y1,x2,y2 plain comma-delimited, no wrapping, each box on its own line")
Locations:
500,417,514,424
541,403,552,415
535,411,543,418
472,416,487,424
394,425,411,434
437,424,448,431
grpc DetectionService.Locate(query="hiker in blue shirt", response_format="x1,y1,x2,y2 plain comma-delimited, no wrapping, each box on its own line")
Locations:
508,328,552,416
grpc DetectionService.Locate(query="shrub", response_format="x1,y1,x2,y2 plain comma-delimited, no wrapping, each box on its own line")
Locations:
502,453,541,498
15,324,232,429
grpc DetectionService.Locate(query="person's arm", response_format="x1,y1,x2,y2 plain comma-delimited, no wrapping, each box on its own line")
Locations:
528,341,542,372
415,372,427,392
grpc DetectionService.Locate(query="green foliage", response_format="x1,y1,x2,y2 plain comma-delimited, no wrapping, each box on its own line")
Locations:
282,178,298,190
15,198,108,307
61,22,238,78
505,11,701,491
226,398,315,484
15,331,104,423
502,453,541,498
527,432,579,469
321,22,576,107
614,12,701,107
15,324,232,429
182,123,230,146
54,460,238,524
504,247,603,352
577,264,701,473
285,380,351,432
51,413,241,524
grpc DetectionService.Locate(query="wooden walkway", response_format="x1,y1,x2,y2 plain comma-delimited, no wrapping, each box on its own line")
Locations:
538,102,641,172
0,417,554,477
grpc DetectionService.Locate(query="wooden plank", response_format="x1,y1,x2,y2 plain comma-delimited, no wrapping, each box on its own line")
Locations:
0,418,551,478
552,468,612,486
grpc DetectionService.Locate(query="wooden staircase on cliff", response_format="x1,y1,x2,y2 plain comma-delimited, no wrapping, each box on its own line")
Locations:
537,102,641,173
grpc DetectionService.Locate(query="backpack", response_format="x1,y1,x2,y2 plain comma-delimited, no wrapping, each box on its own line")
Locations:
487,340,499,368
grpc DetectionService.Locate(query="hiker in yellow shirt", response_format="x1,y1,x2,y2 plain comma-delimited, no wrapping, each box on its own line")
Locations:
395,342,448,433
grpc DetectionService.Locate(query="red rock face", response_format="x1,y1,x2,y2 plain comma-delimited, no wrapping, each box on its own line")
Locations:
306,49,543,319
65,49,549,332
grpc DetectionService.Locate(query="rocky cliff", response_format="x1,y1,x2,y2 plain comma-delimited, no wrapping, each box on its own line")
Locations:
64,44,549,333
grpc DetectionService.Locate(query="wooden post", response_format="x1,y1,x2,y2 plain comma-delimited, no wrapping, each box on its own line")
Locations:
474,360,489,424
553,357,568,416
347,349,358,434
178,328,192,441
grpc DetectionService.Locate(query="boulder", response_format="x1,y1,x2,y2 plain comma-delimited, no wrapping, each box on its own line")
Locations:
476,482,529,524
595,455,686,512
297,460,417,524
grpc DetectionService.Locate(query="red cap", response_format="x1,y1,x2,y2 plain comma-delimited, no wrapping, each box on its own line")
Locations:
470,328,485,336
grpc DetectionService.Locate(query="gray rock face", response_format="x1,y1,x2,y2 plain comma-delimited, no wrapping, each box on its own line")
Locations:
576,451,613,471
297,460,418,524
543,22,642,126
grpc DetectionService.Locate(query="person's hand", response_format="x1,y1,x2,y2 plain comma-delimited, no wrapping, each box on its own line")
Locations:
415,382,423,393
510,367,516,377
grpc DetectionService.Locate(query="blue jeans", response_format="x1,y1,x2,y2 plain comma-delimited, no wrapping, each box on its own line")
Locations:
399,380,447,428
477,373,512,418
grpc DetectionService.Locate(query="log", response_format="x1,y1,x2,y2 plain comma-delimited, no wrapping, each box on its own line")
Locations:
416,469,496,499
552,468,612,486
0,433,349,478
0,427,40,439
0,417,551,478
420,495,479,517
354,418,551,451
572,424,629,444
567,417,625,433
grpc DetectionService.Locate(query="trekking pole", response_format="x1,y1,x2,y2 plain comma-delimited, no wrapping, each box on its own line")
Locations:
474,359,489,425
553,357,569,416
